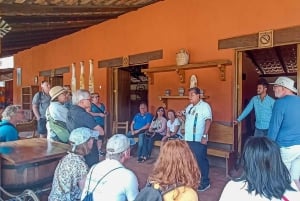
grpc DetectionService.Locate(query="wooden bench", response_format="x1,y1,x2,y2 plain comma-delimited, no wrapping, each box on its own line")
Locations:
207,121,236,177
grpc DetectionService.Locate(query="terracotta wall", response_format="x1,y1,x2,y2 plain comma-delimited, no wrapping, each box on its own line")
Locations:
13,0,300,122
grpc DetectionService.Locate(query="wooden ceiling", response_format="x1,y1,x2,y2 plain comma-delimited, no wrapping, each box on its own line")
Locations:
245,44,297,77
0,0,161,58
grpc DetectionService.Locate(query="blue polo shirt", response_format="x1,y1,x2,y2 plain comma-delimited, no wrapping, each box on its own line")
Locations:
132,112,153,130
0,120,19,142
237,95,274,129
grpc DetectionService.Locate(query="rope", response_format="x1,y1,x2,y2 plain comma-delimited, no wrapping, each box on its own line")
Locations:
0,186,40,201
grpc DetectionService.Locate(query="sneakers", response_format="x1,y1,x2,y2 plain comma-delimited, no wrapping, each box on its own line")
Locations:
197,183,210,192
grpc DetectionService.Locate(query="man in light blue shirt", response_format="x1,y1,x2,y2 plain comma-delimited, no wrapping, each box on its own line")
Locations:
178,87,212,192
234,78,274,136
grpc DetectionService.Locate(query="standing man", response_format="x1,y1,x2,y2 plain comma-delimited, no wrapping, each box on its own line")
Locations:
178,87,212,192
66,89,104,167
268,76,300,182
126,102,153,161
32,80,51,138
234,78,275,136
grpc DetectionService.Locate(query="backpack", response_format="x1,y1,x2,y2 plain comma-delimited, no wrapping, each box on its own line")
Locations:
134,183,182,201
82,166,122,201
46,109,70,143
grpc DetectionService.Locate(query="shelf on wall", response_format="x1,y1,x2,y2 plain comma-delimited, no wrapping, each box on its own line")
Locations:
141,59,232,84
159,95,209,108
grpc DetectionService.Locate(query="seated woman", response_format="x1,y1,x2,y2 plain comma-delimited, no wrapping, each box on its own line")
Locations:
145,140,199,201
219,136,300,201
0,105,24,142
140,107,167,163
162,109,183,143
49,127,97,201
46,86,69,143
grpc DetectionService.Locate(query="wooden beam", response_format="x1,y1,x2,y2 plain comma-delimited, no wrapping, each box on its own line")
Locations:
218,33,258,49
219,25,300,50
245,51,264,74
39,66,70,77
0,4,139,16
98,49,163,68
9,19,106,32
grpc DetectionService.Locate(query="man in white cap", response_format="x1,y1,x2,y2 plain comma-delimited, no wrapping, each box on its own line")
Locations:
81,134,138,201
268,76,300,182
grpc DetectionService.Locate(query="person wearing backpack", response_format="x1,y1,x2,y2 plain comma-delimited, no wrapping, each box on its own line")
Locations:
81,134,139,201
46,86,69,143
135,140,199,201
32,80,51,138
0,105,24,142
49,127,97,201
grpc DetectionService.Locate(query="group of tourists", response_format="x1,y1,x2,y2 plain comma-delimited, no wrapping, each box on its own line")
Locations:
1,75,300,201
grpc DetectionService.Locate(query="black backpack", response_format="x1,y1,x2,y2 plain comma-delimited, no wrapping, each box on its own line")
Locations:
134,183,182,201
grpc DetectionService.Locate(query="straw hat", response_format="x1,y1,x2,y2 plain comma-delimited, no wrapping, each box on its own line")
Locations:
49,86,66,101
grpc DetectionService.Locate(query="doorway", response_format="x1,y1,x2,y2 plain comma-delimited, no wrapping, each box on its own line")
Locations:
112,64,148,123
236,44,298,151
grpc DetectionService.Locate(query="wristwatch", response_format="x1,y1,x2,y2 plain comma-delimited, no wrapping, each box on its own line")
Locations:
202,134,208,139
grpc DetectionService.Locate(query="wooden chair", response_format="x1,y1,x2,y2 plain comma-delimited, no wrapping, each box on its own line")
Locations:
16,117,37,138
112,121,129,135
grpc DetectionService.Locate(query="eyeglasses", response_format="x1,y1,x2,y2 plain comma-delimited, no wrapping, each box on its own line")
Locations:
158,109,164,112
92,96,99,98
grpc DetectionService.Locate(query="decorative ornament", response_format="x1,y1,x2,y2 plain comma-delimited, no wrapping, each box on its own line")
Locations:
190,75,198,88
79,61,85,89
71,63,76,93
88,59,94,93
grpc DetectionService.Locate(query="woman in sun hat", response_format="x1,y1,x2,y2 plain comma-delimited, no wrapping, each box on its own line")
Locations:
49,127,98,201
46,86,69,142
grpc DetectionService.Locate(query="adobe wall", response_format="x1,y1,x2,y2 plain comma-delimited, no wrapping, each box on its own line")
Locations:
13,0,300,122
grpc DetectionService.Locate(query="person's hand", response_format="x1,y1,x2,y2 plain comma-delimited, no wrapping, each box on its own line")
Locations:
201,137,208,144
233,120,238,125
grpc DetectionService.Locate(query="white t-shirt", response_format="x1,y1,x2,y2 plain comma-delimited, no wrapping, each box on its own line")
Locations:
81,159,139,201
167,118,181,135
219,180,300,201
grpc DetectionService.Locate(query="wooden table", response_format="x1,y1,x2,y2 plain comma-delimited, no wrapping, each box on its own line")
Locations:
0,138,70,192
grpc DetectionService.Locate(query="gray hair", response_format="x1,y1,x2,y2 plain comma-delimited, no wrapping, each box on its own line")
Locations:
2,105,22,121
106,151,124,161
72,89,90,105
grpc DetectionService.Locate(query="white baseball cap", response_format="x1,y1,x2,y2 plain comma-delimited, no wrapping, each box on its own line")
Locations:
106,134,130,154
69,127,98,151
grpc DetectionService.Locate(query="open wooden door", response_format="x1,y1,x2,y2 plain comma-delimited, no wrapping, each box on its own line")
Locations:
113,68,131,122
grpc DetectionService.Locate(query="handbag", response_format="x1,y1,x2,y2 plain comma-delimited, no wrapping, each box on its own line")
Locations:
82,166,122,201
144,131,157,138
46,109,70,143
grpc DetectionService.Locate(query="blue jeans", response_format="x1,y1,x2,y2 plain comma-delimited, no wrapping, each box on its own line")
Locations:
142,133,163,158
254,128,268,137
187,141,210,186
127,131,145,158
